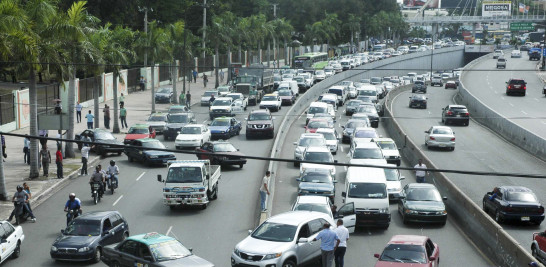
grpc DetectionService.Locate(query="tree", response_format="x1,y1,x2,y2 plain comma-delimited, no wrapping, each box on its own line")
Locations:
206,13,234,88
165,21,186,103
343,14,361,52
141,21,168,113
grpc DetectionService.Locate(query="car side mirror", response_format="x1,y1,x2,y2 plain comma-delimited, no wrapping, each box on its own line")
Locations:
374,253,380,258
342,192,346,197
442,196,448,201
293,142,298,145
248,230,252,235
429,256,436,261
425,131,429,133
157,175,163,182
207,123,211,126
298,238,309,243
400,176,406,180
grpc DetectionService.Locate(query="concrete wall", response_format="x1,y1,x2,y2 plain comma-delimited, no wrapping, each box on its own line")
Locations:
456,57,546,161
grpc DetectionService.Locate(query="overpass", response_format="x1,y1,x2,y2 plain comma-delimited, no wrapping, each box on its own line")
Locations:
406,14,546,25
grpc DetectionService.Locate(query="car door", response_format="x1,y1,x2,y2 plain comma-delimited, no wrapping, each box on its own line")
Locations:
426,238,440,266
109,214,125,242
537,231,546,258
0,223,11,260
115,240,140,266
202,126,211,142
131,140,144,161
425,127,432,142
196,143,210,160
294,223,316,264
99,218,117,246
337,202,356,233
134,242,155,266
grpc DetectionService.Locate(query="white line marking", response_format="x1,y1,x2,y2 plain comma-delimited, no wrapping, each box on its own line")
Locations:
112,195,123,206
427,111,431,115
494,90,498,94
344,166,348,171
521,110,527,115
340,146,344,152
542,121,546,125
534,98,539,102
136,172,146,181
501,96,505,100
166,226,173,236
508,102,514,107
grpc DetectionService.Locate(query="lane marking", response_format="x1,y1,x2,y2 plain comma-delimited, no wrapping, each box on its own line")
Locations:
344,166,348,171
340,146,344,152
500,96,505,100
508,102,514,107
542,121,546,125
166,226,173,236
534,98,539,102
493,90,498,94
427,111,431,115
112,195,123,206
136,172,146,181
521,110,527,115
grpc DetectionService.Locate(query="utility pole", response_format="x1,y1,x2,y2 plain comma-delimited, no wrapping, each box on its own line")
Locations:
272,3,279,18
202,0,207,59
143,8,148,67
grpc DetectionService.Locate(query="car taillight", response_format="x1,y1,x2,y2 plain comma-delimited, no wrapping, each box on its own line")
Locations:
523,86,526,90
539,207,545,214
464,112,469,116
447,111,453,115
429,136,435,140
450,138,455,141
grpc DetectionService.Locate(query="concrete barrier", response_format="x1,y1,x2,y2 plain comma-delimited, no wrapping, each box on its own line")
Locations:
383,85,541,267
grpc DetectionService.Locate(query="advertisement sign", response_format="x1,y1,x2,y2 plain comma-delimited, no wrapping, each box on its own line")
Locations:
16,89,29,129
440,0,479,8
403,0,439,8
482,1,511,17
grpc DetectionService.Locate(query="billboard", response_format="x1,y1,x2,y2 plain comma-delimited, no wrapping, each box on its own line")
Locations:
403,0,439,8
440,0,479,8
482,1,511,17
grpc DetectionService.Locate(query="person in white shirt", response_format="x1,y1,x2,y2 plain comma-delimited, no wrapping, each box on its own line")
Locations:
414,159,428,183
259,171,271,211
80,145,91,175
334,219,349,267
106,160,120,188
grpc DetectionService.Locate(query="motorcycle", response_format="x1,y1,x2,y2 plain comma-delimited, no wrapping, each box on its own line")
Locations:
91,182,102,204
106,174,118,194
12,201,31,225
66,209,80,226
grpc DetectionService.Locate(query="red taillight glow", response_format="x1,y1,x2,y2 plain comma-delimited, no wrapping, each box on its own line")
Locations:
464,112,469,116
447,111,453,115
429,136,435,140
523,86,526,90
450,138,455,141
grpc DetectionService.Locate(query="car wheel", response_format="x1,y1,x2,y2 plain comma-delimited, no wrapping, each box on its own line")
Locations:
239,164,244,168
532,245,538,258
93,247,101,263
495,210,503,223
282,259,297,267
12,241,21,258
451,147,455,151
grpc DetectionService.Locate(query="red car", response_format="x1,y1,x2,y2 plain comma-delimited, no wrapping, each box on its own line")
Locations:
444,81,457,89
374,235,440,267
304,118,330,133
124,124,156,144
532,230,546,263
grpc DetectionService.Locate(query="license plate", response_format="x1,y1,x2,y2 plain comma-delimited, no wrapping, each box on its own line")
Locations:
457,114,461,117
521,216,530,221
439,144,446,147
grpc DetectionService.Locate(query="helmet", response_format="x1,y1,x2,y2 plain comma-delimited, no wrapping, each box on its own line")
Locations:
69,193,76,199
110,160,115,166
16,185,23,191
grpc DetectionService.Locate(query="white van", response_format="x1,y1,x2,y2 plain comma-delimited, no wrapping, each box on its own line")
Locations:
279,81,298,96
373,44,386,51
343,167,390,229
326,85,348,106
356,85,378,103
306,101,330,124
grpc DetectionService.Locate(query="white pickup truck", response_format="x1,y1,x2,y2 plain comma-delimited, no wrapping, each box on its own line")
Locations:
157,160,220,210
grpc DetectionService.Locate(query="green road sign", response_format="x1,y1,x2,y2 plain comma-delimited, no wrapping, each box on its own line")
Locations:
510,22,534,31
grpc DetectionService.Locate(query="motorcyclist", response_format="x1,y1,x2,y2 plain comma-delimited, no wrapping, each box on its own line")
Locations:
64,193,82,225
89,166,105,196
106,160,120,188
8,185,36,224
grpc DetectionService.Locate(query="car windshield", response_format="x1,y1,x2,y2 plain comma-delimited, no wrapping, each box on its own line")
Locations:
213,143,237,152
169,107,186,113
128,127,148,134
505,192,538,202
300,172,331,183
282,74,293,79
356,96,373,103
371,77,381,83
168,114,190,123
361,79,371,83
377,141,396,150
384,169,400,181
217,87,229,92
203,91,216,97
348,183,386,198
263,96,277,101
432,128,452,135
510,80,525,85
412,95,426,100
380,244,427,264
142,141,165,149
181,127,201,134
251,222,297,242
227,94,241,100
359,90,376,96
304,152,331,162
294,77,304,82
157,88,171,94
150,240,192,261
278,90,292,96
299,138,326,147
316,70,325,75
166,167,202,183
415,81,424,85
293,203,331,215
357,105,375,113
352,148,383,159
148,115,166,122
354,130,378,138
308,121,329,129
211,120,230,126
319,132,336,141
212,100,231,106
274,76,282,81
347,101,362,108
95,131,115,140
328,89,342,96
249,113,271,121
64,219,101,236
346,121,367,129
406,188,442,201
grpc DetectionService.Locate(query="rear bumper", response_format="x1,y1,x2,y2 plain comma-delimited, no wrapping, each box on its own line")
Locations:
501,212,544,223
211,133,231,140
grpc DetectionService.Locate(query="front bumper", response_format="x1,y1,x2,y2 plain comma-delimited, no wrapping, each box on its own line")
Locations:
231,252,282,267
246,127,274,137
50,248,96,261
385,157,401,166
149,125,165,134
219,158,247,166
404,212,447,224
175,140,201,148
163,196,209,206
356,212,391,227
211,133,231,140
155,97,171,103
99,146,124,154
146,155,177,164
164,128,182,138
260,105,279,111
388,190,402,200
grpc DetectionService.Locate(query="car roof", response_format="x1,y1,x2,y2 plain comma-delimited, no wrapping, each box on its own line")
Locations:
308,118,328,123
388,235,428,246
430,125,452,130
500,186,533,192
78,211,119,221
447,104,467,108
328,86,345,90
137,138,159,143
309,102,328,107
213,117,232,121
374,137,395,143
264,93,278,97
128,232,176,245
299,133,324,139
296,195,331,204
266,211,330,226
250,109,270,114
216,97,232,101
316,128,335,134
183,124,203,128
354,142,380,149
210,140,233,145
406,183,437,189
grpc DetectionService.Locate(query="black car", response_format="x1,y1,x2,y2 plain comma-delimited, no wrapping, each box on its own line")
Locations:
163,112,195,141
195,141,247,168
412,80,427,93
345,100,363,116
246,109,275,139
398,183,448,225
50,211,129,262
341,119,370,143
296,168,337,203
124,138,176,166
483,186,544,225
76,128,124,156
154,87,173,103
355,104,379,128
441,104,469,126
409,94,427,109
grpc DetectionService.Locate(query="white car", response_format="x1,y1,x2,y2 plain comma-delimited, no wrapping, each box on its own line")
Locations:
226,93,248,110
511,50,521,58
425,126,456,150
348,141,388,165
316,128,339,154
293,133,327,166
324,67,335,77
383,164,405,200
332,64,343,73
314,70,326,82
350,127,379,149
260,94,282,112
0,221,24,264
300,146,337,176
209,97,234,119
338,81,356,98
493,49,504,59
145,113,168,134
292,195,334,219
374,138,401,166
175,124,211,149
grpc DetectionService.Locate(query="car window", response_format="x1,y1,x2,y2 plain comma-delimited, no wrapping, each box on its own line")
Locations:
426,239,435,257
505,192,537,202
138,242,153,260
2,222,14,237
0,224,6,239
103,218,112,233
308,219,323,235
111,214,123,227
297,224,311,239
118,240,139,256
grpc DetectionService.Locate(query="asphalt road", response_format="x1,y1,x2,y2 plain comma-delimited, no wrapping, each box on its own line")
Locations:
272,88,492,266
390,82,546,256
3,101,284,267
462,51,546,139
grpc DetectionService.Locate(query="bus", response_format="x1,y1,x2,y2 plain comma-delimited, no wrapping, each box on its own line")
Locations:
293,52,329,70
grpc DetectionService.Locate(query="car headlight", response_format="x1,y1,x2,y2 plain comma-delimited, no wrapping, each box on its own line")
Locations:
263,253,282,260
78,247,90,252
405,209,418,214
149,155,158,159
51,246,58,252
220,131,225,133
234,248,241,257
440,210,447,215
379,208,390,214
299,190,309,194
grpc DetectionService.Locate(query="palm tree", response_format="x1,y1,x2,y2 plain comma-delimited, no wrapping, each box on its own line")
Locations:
166,21,186,103
206,12,234,88
344,14,361,53
322,13,342,53
272,18,293,64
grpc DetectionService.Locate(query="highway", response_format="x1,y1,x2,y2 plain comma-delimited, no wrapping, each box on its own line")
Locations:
2,101,283,267
390,81,546,255
271,87,491,265
462,52,546,139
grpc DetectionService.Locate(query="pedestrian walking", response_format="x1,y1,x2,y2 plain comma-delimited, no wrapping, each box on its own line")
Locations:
119,93,125,107
334,219,349,267
219,69,224,83
313,222,339,267
103,104,110,129
23,135,30,164
56,130,65,159
1,135,6,161
38,129,48,147
85,110,94,129
260,171,271,212
119,104,128,129
40,144,51,177
192,69,197,83
56,145,63,179
139,76,146,91
81,144,90,175
414,159,428,183
76,102,82,123
186,91,191,108
203,74,208,88
209,94,216,105
179,92,185,106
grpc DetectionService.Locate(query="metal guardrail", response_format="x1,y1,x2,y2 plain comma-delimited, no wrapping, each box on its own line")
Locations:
407,15,546,24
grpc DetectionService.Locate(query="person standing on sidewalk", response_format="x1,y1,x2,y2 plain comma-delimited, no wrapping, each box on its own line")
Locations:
56,145,63,179
414,159,428,183
76,102,82,123
119,93,125,107
219,69,224,83
40,144,51,177
179,92,185,106
24,135,30,164
38,129,48,147
203,74,208,88
85,110,94,129
192,69,197,83
334,219,349,267
1,135,6,161
103,104,110,129
313,222,339,267
81,144,90,176
186,91,191,108
259,171,271,212
119,104,128,129
139,76,146,91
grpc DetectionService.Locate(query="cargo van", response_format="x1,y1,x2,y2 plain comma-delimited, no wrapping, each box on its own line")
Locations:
342,167,390,229
326,85,348,106
278,81,298,96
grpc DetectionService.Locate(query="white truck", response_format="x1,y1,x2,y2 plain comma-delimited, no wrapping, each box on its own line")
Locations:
157,160,220,210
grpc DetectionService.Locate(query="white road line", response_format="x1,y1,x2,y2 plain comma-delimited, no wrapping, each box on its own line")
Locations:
112,195,123,206
534,98,539,102
166,226,173,236
340,146,344,152
508,102,514,107
494,90,498,94
521,110,528,115
500,96,505,100
427,111,431,115
542,121,546,125
136,172,146,181
344,166,348,171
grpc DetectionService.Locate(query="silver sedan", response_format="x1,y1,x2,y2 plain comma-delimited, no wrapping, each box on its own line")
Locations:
425,126,455,151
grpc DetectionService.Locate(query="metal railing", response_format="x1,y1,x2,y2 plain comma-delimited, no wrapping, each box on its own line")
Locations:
407,15,546,24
